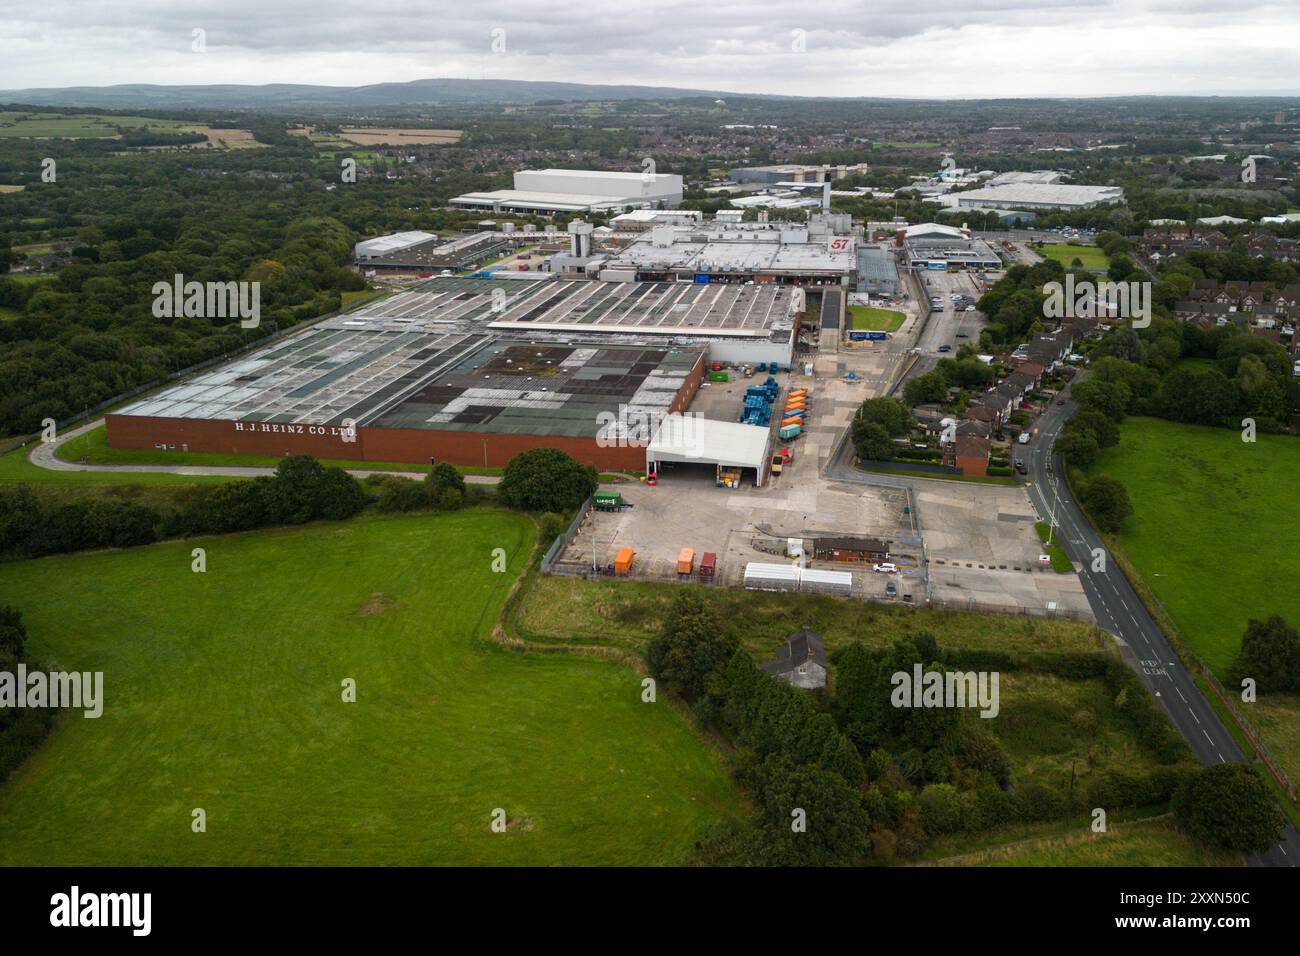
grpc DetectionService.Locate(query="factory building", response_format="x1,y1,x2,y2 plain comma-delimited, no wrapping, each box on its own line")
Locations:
598,215,857,288
896,223,1002,272
104,274,806,470
728,163,869,185
451,168,683,215
352,231,513,273
353,231,438,261
949,183,1125,211
609,209,704,231
856,246,901,295
106,320,706,472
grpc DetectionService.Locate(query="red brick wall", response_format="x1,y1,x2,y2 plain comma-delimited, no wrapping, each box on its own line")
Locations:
105,414,649,471
955,453,989,477
103,353,704,473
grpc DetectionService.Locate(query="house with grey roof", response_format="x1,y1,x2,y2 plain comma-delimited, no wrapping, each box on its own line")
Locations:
762,628,828,689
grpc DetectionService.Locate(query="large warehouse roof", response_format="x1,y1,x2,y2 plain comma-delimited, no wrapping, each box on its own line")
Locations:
354,231,438,259
954,183,1125,209
452,167,683,213
449,190,641,213
117,318,704,441
342,276,797,341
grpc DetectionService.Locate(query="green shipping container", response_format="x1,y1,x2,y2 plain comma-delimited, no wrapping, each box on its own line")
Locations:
708,371,729,382
594,492,622,510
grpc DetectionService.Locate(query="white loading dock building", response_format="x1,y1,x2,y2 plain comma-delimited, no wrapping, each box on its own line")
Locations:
647,414,773,487
451,168,684,215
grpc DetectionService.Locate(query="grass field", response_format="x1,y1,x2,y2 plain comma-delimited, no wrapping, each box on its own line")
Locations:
0,112,193,139
1039,243,1109,272
1035,522,1074,573
55,425,429,474
848,306,905,332
518,575,1102,661
0,445,233,486
926,815,1241,867
0,511,740,865
1086,417,1300,676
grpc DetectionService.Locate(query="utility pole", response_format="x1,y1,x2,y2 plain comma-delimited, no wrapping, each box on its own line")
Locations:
1048,472,1062,545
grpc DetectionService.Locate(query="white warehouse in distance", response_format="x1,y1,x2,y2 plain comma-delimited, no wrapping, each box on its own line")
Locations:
451,168,684,215
948,183,1125,211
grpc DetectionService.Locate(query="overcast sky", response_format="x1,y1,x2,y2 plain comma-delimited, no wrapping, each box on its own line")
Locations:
4,1,1300,97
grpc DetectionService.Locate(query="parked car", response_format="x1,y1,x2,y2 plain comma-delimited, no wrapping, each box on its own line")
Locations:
1014,459,1027,474
872,563,898,573
885,580,897,596
938,344,952,353
1056,398,1066,406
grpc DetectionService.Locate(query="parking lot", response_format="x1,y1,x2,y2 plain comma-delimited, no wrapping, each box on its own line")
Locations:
914,480,1092,616
915,269,995,354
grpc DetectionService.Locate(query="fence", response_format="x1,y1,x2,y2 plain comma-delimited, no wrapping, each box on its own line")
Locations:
926,595,1095,622
540,494,594,574
859,458,961,476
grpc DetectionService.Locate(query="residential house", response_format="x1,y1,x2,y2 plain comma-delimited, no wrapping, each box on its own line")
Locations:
761,628,828,690
952,435,991,477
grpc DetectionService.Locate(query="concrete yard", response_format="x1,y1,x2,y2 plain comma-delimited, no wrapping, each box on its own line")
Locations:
561,464,913,600
914,480,1092,617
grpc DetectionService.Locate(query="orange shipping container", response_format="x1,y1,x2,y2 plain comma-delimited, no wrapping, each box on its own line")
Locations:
781,417,802,428
676,548,695,575
614,547,635,574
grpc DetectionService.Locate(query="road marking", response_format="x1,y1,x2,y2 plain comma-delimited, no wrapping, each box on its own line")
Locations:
1176,687,1187,702
1190,709,1200,725
1203,729,1214,743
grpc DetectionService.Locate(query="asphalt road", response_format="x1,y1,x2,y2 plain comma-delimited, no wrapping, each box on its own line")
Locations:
1027,383,1299,867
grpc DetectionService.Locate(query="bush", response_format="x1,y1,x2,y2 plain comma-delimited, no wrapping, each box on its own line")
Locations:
1172,764,1285,853
538,512,569,540
374,477,431,513
646,591,737,704
1080,475,1132,533
497,448,598,513
1227,616,1300,694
